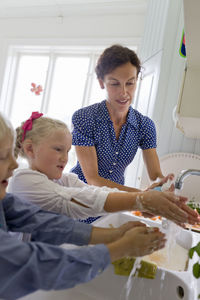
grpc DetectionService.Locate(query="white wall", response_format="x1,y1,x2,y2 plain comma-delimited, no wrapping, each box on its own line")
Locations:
0,15,144,39
125,0,200,188
139,0,200,157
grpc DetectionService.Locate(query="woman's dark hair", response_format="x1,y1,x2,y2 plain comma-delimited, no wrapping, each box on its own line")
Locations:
95,44,141,80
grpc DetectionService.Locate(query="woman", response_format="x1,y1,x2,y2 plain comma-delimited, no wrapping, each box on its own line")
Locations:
71,44,173,193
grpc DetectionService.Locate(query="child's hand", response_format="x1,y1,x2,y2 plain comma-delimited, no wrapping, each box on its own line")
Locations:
110,221,146,242
117,220,146,237
122,226,166,257
108,226,166,261
172,196,200,225
137,191,200,226
90,221,146,244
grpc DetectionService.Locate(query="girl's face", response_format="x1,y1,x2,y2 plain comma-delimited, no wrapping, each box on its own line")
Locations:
0,136,18,200
98,62,138,115
30,129,72,180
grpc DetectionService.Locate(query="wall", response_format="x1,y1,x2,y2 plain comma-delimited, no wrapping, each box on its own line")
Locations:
125,0,200,188
139,0,200,157
0,14,144,40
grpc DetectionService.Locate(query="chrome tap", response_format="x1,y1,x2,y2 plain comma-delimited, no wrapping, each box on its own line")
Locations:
175,169,200,190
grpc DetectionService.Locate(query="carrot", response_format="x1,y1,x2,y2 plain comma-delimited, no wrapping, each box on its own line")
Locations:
132,211,142,216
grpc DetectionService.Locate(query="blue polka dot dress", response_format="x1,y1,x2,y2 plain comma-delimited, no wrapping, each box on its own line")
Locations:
71,100,157,223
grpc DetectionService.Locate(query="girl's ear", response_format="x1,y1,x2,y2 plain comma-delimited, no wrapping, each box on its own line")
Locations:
23,139,35,158
98,78,105,89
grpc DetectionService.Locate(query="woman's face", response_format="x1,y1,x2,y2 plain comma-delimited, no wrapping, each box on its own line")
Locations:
0,136,18,200
98,62,138,115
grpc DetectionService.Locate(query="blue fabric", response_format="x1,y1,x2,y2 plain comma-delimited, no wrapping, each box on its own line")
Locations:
71,100,157,185
79,215,102,224
153,186,162,191
0,193,110,299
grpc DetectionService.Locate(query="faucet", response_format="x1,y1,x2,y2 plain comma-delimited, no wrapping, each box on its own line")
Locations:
175,169,200,190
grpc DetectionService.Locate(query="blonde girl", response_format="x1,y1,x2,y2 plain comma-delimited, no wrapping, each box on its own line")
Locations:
0,112,169,299
9,112,200,227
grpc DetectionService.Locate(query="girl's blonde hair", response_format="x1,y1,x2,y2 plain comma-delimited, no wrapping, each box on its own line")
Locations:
15,116,70,158
0,113,14,142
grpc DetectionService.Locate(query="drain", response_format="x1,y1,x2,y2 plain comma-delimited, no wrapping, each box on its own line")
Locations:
177,286,184,298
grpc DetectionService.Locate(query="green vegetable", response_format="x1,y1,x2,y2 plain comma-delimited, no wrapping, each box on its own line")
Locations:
193,262,200,279
189,247,195,259
187,202,200,214
189,242,200,259
189,242,200,280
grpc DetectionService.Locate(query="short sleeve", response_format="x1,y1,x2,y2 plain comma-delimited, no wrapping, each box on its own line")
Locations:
139,117,157,150
72,108,95,146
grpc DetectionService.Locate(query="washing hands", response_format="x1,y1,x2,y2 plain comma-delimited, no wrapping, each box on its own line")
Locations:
146,174,175,192
136,176,200,227
137,176,175,219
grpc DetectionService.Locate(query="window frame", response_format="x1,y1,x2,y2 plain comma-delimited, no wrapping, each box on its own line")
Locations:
0,41,140,176
1,46,105,119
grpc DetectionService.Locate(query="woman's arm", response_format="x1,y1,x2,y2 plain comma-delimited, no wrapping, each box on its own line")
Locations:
75,145,140,192
142,148,164,181
142,148,174,189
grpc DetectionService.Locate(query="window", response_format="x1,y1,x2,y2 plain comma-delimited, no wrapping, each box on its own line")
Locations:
2,45,140,180
1,46,106,171
10,54,49,128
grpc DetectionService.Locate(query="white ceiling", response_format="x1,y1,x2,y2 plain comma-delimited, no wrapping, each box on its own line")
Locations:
0,0,149,18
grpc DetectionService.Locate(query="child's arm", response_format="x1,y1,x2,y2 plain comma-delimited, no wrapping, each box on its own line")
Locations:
8,169,115,219
104,190,200,227
3,193,143,247
0,218,165,300
3,193,92,246
1,195,166,299
9,170,200,226
0,228,110,299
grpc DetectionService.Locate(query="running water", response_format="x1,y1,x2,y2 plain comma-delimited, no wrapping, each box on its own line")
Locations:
155,183,183,297
120,257,142,300
161,188,182,263
120,182,188,300
162,218,180,263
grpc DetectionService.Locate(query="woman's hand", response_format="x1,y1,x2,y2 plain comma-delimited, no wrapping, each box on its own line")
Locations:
146,173,175,192
136,190,200,226
107,226,166,262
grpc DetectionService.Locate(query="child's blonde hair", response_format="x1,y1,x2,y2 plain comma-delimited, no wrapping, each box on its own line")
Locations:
0,113,14,142
15,116,70,158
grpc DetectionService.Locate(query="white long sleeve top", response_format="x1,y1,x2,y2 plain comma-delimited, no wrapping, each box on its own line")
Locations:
8,168,120,219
